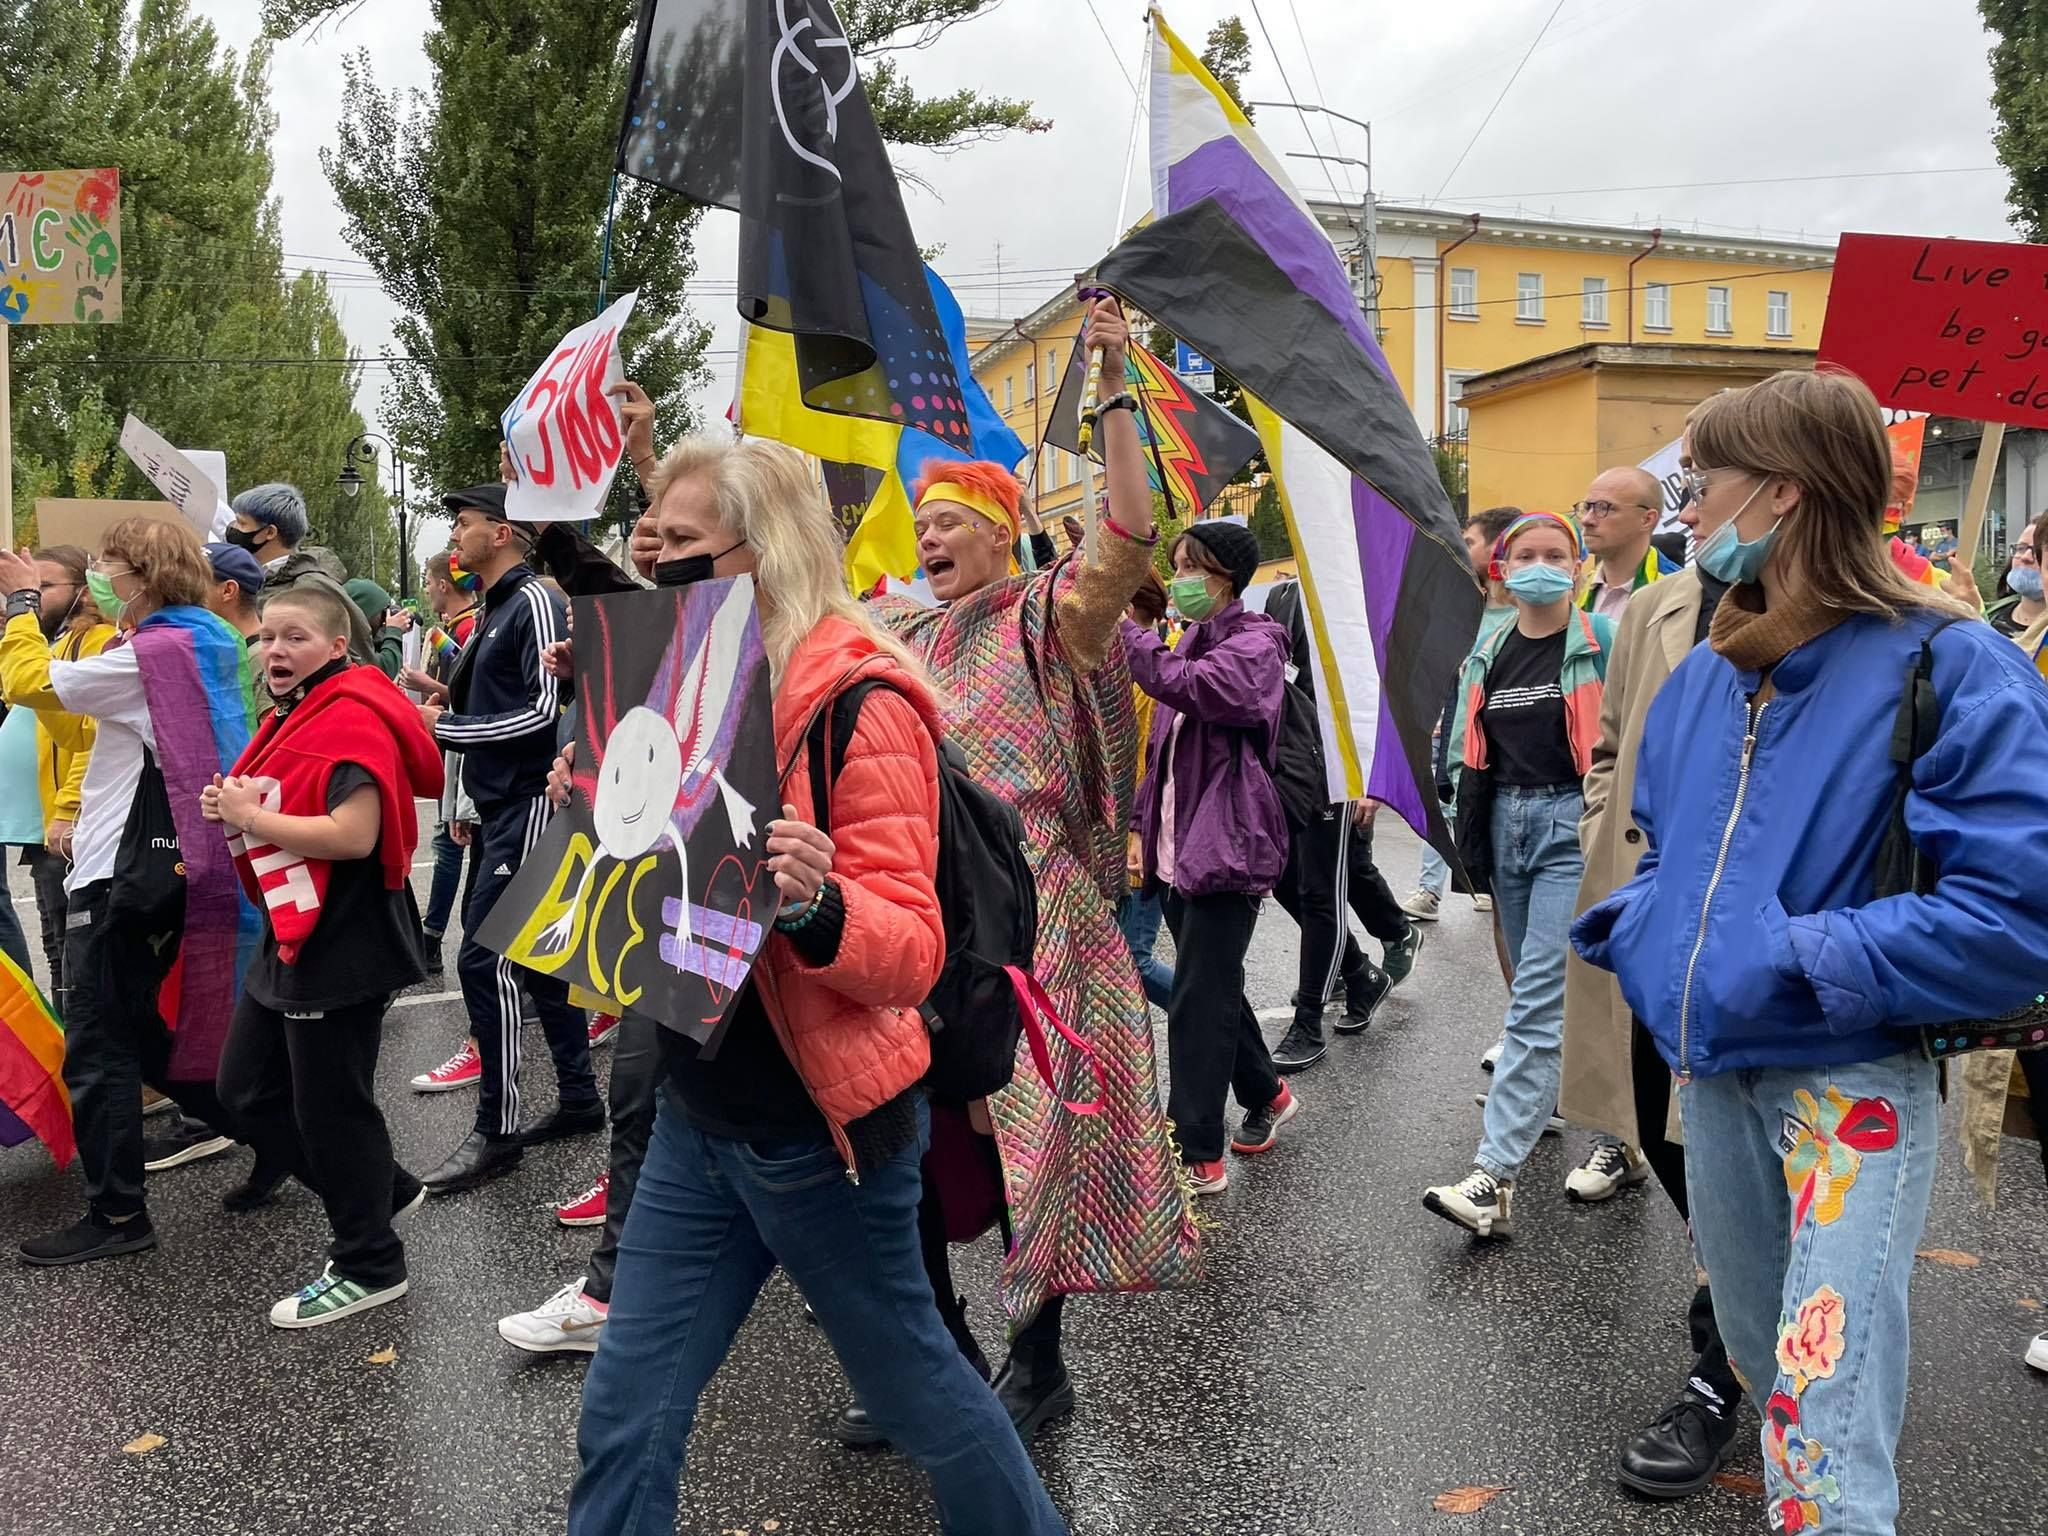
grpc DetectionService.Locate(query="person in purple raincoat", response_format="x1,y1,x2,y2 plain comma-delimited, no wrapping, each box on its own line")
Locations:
1125,519,1297,1197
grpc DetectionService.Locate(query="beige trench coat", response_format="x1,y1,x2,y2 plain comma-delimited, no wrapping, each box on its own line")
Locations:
1558,569,1703,1146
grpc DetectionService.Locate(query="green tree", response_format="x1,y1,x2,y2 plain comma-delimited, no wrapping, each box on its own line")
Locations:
268,0,1044,532
0,0,393,574
1201,16,1254,118
1984,1,2048,240
1247,477,1291,560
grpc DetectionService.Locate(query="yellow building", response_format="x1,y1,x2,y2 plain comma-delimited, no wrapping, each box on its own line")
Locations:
965,200,1836,525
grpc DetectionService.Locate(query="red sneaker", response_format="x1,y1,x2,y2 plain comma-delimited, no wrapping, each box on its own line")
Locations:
1185,1159,1229,1195
1231,1079,1300,1156
556,1172,609,1227
588,1013,620,1049
410,1041,481,1093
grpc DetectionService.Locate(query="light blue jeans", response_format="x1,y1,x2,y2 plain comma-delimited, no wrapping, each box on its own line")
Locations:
1475,784,1583,1180
1417,796,1454,899
1680,1052,1939,1536
1116,889,1174,1008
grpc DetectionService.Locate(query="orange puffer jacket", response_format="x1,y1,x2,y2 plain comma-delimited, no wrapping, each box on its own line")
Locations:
752,615,946,1172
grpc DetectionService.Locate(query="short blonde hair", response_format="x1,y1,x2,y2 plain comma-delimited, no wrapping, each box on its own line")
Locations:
100,516,213,615
650,434,929,683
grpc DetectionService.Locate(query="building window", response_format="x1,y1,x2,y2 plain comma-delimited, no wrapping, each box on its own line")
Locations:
1767,290,1791,337
1581,275,1609,327
1643,282,1672,330
1046,450,1061,490
1516,272,1544,322
1445,370,1481,436
1045,346,1059,391
1003,376,1014,413
1025,361,1036,397
1449,266,1478,319
1706,286,1732,334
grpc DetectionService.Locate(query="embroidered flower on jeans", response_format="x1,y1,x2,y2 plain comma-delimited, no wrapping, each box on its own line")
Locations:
1780,1087,1899,1233
1776,1284,1849,1390
1764,1389,1843,1519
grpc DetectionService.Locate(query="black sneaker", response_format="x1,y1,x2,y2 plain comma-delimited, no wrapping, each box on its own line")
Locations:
1383,923,1424,988
143,1114,235,1172
1230,1081,1300,1155
1271,1019,1328,1072
1335,964,1390,1035
222,1158,293,1213
422,930,444,974
519,1104,608,1146
20,1210,158,1266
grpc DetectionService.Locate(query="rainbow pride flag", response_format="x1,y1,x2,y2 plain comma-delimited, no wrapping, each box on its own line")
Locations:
0,950,72,1167
424,625,461,667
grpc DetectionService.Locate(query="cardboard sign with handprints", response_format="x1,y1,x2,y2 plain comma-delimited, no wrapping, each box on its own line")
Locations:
0,168,122,326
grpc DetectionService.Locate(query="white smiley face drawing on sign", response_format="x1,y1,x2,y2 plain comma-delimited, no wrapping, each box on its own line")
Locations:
593,706,683,859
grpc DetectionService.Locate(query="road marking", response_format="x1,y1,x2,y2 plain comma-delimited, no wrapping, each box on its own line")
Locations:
392,989,463,1010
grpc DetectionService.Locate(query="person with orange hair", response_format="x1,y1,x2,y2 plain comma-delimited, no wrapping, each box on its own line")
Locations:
837,297,1202,1447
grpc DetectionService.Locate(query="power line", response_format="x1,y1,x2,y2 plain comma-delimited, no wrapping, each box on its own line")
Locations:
1282,0,1362,208
1431,165,2003,202
1080,0,1135,91
1246,0,1359,241
1430,0,1569,206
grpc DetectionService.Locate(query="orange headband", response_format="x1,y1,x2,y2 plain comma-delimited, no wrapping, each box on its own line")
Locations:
915,482,1020,546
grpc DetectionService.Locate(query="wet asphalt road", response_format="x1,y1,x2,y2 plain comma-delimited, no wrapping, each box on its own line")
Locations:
0,824,2043,1535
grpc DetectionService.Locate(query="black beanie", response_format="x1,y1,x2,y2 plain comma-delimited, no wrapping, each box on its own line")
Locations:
1184,519,1261,596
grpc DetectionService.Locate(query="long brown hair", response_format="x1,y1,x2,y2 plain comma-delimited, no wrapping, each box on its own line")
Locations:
1687,370,1970,620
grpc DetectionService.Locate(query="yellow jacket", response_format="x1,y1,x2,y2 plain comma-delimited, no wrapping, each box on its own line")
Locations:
0,618,115,834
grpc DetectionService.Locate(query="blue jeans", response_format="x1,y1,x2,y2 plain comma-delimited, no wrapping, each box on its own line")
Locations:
1680,1052,1939,1536
1116,889,1174,1007
569,1093,1066,1536
1476,785,1583,1180
1417,796,1454,899
422,821,465,938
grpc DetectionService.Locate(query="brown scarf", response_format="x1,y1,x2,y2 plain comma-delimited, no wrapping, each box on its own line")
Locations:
1708,581,1846,672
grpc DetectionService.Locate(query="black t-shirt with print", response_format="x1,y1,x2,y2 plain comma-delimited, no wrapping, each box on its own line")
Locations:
1481,627,1578,788
243,764,426,1013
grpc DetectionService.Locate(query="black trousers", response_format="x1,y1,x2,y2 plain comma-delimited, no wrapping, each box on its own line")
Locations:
1162,890,1282,1163
1272,809,1366,1025
458,795,598,1138
62,879,231,1219
217,992,419,1288
26,847,69,1007
1631,1015,1741,1413
2019,1046,2048,1185
1345,813,1411,945
585,1010,664,1305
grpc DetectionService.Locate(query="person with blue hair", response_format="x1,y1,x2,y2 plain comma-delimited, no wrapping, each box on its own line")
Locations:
223,483,375,669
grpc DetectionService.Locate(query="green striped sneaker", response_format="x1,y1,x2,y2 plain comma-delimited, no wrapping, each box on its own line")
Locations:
269,1264,409,1330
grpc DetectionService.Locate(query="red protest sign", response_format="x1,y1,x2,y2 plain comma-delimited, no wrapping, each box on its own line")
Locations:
1818,233,2048,426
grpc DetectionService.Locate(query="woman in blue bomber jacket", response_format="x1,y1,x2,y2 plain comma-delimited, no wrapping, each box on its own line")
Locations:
1573,370,2048,1536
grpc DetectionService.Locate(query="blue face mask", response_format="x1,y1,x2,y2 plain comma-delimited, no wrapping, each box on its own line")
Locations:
1504,563,1575,606
2011,564,2044,601
1694,479,1778,585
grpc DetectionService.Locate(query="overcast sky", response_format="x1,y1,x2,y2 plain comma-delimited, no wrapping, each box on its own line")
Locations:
197,0,2015,547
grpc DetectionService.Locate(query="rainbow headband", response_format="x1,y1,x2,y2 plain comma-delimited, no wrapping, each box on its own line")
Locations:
915,481,1019,544
1490,510,1584,577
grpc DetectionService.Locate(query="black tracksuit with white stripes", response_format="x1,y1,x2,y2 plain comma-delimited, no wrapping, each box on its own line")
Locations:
434,563,597,1138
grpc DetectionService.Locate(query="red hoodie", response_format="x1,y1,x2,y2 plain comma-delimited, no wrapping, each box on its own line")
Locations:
228,666,445,963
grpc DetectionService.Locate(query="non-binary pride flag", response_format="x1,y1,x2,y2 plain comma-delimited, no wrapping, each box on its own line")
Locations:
617,0,970,443
1045,332,1262,516
1098,6,1480,851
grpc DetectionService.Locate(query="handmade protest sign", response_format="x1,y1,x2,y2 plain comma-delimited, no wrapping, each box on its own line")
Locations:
1819,233,2048,425
0,168,122,325
118,415,221,538
476,578,777,1049
500,289,640,522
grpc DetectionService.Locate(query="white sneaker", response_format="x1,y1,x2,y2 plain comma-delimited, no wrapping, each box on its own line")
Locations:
1423,1167,1514,1238
2029,1332,2048,1374
1399,889,1441,921
1565,1138,1651,1202
498,1278,607,1354
1472,893,1494,912
1472,1089,1566,1134
1480,1038,1504,1074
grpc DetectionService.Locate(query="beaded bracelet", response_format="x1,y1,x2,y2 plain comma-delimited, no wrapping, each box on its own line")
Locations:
775,886,823,931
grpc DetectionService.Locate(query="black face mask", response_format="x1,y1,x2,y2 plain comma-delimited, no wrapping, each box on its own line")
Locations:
223,523,267,554
274,655,351,714
654,541,744,588
38,586,82,641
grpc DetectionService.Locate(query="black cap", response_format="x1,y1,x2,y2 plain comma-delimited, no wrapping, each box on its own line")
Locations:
442,483,509,520
1184,518,1261,596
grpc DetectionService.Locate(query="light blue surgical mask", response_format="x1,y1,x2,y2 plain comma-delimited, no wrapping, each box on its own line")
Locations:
2011,564,2044,602
1504,563,1575,606
1694,479,1778,585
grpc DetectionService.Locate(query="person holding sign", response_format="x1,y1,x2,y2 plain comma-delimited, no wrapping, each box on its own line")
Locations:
561,434,1064,1536
1573,369,2048,1536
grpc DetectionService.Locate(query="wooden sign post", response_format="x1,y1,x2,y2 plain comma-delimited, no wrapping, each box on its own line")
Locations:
1958,422,2007,571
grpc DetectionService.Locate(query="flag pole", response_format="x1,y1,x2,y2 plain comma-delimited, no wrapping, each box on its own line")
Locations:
595,171,621,316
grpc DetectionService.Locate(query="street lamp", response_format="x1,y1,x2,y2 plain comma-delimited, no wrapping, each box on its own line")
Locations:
338,431,410,600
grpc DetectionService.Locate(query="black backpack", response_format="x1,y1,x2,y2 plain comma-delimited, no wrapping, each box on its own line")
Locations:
802,678,1043,1106
1261,583,1334,829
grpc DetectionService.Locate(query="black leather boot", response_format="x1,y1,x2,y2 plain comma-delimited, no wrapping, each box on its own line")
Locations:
992,1297,1074,1438
423,1131,523,1196
1618,1393,1740,1499
834,1295,989,1449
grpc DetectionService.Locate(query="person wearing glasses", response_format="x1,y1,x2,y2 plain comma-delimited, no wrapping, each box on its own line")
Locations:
1986,511,2048,638
1575,468,1680,621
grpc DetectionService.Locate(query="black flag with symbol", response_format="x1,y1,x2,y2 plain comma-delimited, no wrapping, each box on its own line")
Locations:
617,0,971,441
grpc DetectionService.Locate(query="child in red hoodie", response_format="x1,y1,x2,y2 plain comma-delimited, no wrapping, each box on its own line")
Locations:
204,585,445,1328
